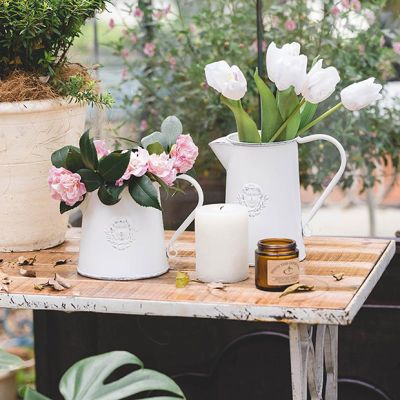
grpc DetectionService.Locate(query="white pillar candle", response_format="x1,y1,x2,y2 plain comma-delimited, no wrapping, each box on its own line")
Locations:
195,204,249,283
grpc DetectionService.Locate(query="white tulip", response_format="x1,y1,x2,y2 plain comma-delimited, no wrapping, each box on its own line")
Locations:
301,59,340,104
266,42,308,95
340,78,383,111
205,60,247,100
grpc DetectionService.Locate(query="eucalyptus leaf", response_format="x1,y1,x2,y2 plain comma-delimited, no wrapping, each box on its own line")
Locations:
59,351,184,400
77,169,102,192
276,88,301,140
141,131,163,149
98,151,131,182
160,115,183,148
0,349,23,372
220,96,260,143
98,184,124,206
254,69,282,142
299,102,318,131
79,130,99,170
129,175,161,210
23,388,51,400
147,142,165,155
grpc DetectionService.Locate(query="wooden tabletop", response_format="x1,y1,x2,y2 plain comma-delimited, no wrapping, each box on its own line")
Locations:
0,229,395,325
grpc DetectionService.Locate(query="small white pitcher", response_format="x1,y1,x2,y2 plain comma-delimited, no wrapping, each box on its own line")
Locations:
78,174,204,280
210,133,347,264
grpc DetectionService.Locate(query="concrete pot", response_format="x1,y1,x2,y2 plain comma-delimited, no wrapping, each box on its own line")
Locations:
0,99,87,252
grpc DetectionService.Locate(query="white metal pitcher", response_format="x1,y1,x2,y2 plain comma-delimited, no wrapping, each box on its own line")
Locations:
210,133,346,264
78,174,204,280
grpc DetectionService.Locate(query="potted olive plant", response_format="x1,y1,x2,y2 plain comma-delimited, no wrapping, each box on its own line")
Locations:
0,0,113,252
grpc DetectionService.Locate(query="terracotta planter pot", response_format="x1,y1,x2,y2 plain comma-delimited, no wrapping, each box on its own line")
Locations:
0,99,87,251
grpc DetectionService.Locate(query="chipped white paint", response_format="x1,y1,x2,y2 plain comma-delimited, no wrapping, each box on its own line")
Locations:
0,99,87,252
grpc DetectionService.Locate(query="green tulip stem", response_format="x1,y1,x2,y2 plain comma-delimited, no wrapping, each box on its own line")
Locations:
270,98,306,142
298,102,343,136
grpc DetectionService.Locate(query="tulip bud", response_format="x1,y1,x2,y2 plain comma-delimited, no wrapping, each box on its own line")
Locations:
204,61,247,100
340,78,382,111
301,59,340,104
266,42,308,95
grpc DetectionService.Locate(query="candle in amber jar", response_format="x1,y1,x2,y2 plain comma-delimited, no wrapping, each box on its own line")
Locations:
195,204,249,283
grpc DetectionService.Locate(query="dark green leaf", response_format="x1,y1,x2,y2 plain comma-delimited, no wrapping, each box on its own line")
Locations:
129,175,161,210
51,146,84,172
79,130,98,170
98,151,131,182
60,197,85,214
77,169,102,192
276,88,301,140
98,184,124,206
254,69,282,142
147,142,165,155
299,102,318,131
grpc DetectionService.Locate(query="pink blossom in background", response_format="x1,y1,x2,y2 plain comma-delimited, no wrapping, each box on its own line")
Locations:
393,42,400,55
121,49,129,58
108,18,115,29
284,19,297,31
380,36,385,47
134,7,144,19
140,119,149,131
189,24,197,34
121,68,128,79
148,153,177,186
249,40,267,53
330,6,340,16
364,10,376,25
341,0,350,8
130,34,138,45
350,0,361,12
168,56,177,69
358,44,366,55
154,5,170,20
94,140,110,158
116,148,150,186
170,134,198,173
143,42,156,57
48,166,87,207
272,16,280,28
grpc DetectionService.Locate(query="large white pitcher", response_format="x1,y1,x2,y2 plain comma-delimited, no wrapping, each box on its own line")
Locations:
210,133,346,264
78,174,204,280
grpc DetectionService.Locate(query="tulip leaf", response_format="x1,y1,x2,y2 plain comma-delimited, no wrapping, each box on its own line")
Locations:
51,145,84,172
98,151,131,182
276,88,301,140
77,169,103,192
220,96,260,143
59,351,184,400
79,130,99,170
147,142,165,155
160,115,183,148
129,175,161,210
254,69,282,142
97,184,124,206
299,102,318,131
23,388,51,400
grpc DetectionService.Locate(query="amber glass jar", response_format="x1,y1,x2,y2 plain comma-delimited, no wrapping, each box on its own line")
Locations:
255,238,299,291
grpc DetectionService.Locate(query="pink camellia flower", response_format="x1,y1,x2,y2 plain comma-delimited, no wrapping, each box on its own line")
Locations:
284,19,297,31
134,7,144,18
140,119,149,131
330,6,340,16
94,140,110,158
143,42,156,57
116,148,149,186
130,34,138,45
249,40,267,53
109,18,115,29
148,153,177,186
170,134,198,173
48,166,87,206
393,42,400,55
350,0,361,12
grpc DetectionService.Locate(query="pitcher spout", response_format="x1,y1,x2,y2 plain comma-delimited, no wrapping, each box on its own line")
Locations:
209,136,233,170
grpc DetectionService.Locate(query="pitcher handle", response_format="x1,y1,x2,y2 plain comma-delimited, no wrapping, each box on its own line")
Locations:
166,174,204,256
296,134,347,231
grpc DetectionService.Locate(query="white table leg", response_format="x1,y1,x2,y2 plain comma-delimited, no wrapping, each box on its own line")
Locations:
289,324,338,400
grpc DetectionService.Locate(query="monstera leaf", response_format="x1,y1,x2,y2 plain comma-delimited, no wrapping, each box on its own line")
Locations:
59,351,185,400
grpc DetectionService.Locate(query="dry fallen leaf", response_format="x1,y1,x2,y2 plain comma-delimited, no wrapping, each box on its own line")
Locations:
0,259,3,264
332,272,344,281
54,259,68,267
0,273,11,293
17,256,36,266
279,283,314,298
19,268,36,278
34,273,72,292
34,283,47,291
176,271,190,288
55,273,71,289
207,282,226,291
48,278,65,291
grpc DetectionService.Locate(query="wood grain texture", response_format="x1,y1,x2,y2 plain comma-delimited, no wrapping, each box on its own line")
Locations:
0,229,395,325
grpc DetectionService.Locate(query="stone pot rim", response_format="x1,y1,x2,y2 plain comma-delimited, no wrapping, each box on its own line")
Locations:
0,97,85,115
